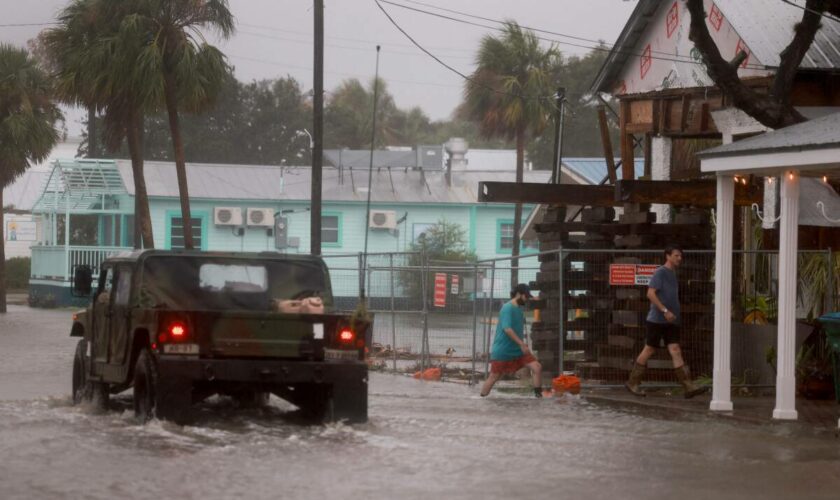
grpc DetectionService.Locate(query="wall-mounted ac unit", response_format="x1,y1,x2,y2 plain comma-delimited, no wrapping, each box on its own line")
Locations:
369,210,397,230
214,206,243,226
247,208,275,227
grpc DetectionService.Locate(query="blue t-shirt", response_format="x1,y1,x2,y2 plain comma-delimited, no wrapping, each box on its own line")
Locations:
646,266,680,324
491,301,526,361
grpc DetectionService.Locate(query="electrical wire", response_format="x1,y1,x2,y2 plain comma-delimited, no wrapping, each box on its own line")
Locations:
374,0,557,102
378,0,768,71
779,0,840,24
0,22,57,28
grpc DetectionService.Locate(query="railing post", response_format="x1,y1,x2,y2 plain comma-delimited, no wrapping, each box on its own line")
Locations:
558,245,565,375
390,253,397,372
471,262,479,386
485,262,496,378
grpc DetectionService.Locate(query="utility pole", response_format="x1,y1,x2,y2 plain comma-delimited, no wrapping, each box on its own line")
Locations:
551,87,566,185
310,0,324,255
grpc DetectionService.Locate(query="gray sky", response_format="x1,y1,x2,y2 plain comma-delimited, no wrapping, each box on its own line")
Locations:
0,0,637,135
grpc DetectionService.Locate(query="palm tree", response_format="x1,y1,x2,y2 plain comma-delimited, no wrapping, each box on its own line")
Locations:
0,45,61,313
44,0,156,248
126,0,234,249
462,22,561,286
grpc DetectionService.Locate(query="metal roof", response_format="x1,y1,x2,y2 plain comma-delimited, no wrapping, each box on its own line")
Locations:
324,146,443,170
562,158,646,184
698,112,840,158
115,160,555,204
592,0,840,94
31,159,132,214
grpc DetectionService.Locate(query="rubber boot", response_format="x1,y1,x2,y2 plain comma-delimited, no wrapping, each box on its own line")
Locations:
674,365,708,399
624,363,646,397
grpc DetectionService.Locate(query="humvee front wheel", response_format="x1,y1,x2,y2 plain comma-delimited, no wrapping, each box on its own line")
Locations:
72,339,90,404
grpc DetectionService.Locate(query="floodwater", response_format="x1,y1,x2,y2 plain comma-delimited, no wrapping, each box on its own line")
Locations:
1,305,839,500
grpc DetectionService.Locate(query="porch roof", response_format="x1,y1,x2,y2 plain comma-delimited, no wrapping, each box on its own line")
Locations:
30,159,132,214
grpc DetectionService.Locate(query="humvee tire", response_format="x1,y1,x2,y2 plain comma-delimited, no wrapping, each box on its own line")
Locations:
233,391,270,409
72,339,90,404
134,348,193,424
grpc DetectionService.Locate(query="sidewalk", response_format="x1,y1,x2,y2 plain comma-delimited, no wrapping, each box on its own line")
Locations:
584,387,840,430
6,292,28,306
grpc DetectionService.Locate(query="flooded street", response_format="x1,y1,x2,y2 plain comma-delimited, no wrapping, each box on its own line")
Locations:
1,305,839,500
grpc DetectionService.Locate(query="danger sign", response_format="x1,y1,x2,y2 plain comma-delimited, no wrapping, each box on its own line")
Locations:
434,273,447,308
609,264,659,286
450,274,459,295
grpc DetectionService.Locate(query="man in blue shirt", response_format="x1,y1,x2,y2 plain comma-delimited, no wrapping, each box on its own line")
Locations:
480,284,543,398
625,245,707,399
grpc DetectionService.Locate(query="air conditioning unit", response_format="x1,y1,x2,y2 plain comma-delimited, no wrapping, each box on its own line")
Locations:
214,206,243,226
247,208,275,227
369,210,397,230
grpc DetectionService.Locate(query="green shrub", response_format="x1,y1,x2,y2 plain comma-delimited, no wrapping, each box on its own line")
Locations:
4,257,31,290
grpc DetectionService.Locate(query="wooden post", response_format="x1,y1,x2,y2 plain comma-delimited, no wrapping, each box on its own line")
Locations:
597,105,617,184
619,100,635,180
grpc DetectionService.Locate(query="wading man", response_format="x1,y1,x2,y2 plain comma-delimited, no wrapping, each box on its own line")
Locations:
481,284,543,398
625,246,707,399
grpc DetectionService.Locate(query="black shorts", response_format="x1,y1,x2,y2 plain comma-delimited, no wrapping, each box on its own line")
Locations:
645,321,680,347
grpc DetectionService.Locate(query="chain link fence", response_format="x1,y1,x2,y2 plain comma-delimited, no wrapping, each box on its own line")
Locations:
322,249,837,387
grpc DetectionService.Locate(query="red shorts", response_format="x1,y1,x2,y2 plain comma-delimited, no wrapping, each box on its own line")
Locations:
490,354,537,374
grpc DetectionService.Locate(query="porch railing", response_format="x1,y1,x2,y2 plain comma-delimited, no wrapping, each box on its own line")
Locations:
30,245,132,281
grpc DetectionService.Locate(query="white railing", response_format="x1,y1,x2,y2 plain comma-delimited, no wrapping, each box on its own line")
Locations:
31,245,133,281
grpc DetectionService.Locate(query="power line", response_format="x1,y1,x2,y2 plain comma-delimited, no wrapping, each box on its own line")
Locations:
238,29,475,61
374,0,557,102
778,0,840,24
379,0,768,71
0,22,57,28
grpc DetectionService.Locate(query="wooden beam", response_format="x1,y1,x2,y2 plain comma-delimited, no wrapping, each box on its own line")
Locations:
616,180,762,207
619,101,635,181
478,182,618,206
597,106,617,184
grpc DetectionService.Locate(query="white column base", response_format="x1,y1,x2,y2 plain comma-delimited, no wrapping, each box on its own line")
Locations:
710,400,734,412
772,409,798,420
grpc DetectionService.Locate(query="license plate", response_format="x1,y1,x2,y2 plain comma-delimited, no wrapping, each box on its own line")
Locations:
313,323,324,339
163,343,199,355
324,348,357,360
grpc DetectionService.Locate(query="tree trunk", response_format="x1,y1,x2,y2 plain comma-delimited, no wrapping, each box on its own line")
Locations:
164,72,193,250
685,0,820,129
87,106,97,158
126,109,154,249
0,188,6,313
511,127,525,288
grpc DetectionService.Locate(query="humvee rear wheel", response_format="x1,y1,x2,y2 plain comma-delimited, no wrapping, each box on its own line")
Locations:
133,348,157,422
72,339,90,404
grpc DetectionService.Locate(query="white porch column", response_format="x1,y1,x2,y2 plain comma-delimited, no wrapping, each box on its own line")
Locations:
651,136,672,223
711,175,734,411
773,170,799,420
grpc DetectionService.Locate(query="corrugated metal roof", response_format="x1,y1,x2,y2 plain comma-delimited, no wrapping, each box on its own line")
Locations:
717,0,840,69
592,0,840,94
562,158,646,184
698,112,840,158
116,160,555,204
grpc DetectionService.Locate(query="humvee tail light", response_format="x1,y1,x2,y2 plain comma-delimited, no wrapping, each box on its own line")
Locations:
338,328,354,342
170,323,186,337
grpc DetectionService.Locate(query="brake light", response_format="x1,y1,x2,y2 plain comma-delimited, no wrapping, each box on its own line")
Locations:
170,323,186,337
339,328,354,342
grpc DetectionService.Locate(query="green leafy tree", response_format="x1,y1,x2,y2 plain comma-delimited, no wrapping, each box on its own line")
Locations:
45,0,156,248
462,22,562,286
0,45,61,313
402,219,477,301
125,0,235,249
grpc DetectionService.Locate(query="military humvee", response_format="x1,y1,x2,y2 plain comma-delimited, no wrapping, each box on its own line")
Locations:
69,250,368,424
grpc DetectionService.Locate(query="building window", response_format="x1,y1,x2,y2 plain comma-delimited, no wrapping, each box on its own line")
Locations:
322,215,339,244
500,222,514,250
499,221,538,251
170,217,203,250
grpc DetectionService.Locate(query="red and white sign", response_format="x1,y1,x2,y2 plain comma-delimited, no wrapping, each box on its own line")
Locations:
450,275,459,295
734,38,751,68
434,273,447,308
640,44,652,79
609,264,659,286
666,2,679,38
